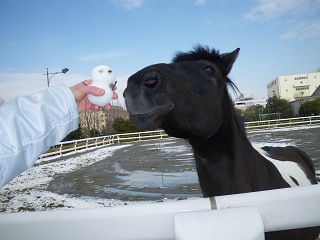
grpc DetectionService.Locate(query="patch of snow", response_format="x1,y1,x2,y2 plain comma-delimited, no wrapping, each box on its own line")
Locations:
0,144,139,213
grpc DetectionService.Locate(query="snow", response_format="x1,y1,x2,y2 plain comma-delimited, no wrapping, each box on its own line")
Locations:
0,144,154,213
1,124,319,213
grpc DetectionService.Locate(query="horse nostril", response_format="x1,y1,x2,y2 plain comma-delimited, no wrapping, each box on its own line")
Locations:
144,78,158,88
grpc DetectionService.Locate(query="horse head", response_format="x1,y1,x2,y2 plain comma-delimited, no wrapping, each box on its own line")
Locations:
124,45,240,139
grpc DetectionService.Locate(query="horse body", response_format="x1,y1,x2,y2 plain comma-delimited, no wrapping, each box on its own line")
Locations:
124,45,319,239
189,120,292,197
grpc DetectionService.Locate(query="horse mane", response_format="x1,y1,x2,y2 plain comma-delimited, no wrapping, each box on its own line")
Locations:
172,44,241,95
172,45,221,63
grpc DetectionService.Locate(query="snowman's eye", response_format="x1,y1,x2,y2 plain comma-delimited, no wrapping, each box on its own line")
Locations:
108,70,112,73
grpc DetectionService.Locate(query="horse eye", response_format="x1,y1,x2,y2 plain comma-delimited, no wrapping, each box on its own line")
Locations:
144,78,158,88
205,67,214,76
144,71,159,88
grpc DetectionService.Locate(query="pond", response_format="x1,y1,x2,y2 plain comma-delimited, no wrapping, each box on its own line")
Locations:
47,125,320,201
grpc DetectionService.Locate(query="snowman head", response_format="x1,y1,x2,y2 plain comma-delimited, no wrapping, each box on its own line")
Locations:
92,65,115,83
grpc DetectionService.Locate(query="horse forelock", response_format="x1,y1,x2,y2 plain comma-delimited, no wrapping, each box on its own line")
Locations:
172,44,241,96
172,44,221,63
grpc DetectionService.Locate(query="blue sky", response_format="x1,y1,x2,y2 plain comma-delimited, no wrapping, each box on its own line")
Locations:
1,0,320,105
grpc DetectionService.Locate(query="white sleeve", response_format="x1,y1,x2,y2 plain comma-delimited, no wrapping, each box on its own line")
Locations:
0,84,79,188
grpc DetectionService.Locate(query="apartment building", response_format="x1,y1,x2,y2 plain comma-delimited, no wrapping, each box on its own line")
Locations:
267,69,320,102
80,106,129,135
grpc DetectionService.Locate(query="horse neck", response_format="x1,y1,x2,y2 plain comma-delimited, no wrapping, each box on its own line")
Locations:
189,105,260,196
190,108,253,163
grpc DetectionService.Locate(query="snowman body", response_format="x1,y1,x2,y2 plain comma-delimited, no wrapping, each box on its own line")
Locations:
87,65,115,107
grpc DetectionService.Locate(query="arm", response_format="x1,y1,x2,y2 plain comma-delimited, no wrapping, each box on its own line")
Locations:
0,82,117,188
0,85,78,188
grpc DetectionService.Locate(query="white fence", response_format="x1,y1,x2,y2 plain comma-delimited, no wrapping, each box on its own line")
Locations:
1,184,319,240
40,130,168,159
40,115,320,159
245,115,320,131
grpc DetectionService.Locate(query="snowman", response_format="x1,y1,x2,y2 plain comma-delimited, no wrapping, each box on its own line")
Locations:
87,65,116,107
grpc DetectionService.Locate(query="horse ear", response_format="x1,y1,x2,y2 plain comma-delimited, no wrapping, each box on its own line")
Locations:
219,48,240,77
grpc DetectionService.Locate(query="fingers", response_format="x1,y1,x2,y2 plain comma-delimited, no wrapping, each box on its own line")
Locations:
112,91,118,100
72,79,119,113
92,105,100,111
88,86,105,96
79,79,118,98
104,103,111,111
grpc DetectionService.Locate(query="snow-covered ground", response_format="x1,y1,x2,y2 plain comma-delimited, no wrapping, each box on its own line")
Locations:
0,144,154,213
1,125,319,213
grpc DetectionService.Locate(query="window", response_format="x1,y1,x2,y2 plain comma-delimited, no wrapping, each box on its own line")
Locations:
294,76,307,80
296,87,309,91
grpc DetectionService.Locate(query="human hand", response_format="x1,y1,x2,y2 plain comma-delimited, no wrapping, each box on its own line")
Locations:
70,80,118,113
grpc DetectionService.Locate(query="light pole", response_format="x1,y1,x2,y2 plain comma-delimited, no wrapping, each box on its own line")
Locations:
43,68,69,87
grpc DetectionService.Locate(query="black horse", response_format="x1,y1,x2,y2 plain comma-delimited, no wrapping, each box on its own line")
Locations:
124,45,319,240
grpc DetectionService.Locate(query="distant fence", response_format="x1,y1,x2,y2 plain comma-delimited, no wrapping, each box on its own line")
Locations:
40,115,320,159
245,115,320,131
40,130,168,159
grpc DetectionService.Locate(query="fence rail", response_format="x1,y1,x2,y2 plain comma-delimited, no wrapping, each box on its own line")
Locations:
244,115,320,131
40,130,168,159
40,115,320,159
1,185,319,240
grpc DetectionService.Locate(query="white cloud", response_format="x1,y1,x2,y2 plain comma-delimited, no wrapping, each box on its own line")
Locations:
0,73,87,101
112,0,144,10
0,72,128,106
244,0,310,21
79,51,129,62
244,0,320,40
108,74,128,106
281,19,320,40
195,0,206,5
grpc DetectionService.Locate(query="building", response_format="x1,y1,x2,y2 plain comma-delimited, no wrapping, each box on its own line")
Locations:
234,93,267,111
80,105,129,135
267,69,320,102
99,106,129,134
290,86,320,115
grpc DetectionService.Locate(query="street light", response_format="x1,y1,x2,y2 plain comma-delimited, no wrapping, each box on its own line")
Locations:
43,67,69,87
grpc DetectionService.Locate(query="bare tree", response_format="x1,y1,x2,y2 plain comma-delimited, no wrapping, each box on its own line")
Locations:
80,110,99,137
0,97,5,107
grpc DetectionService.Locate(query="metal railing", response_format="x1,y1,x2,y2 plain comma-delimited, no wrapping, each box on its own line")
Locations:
244,115,320,131
40,115,320,159
40,130,168,159
1,185,319,240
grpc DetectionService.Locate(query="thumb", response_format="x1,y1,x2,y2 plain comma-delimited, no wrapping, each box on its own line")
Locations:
87,86,105,96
